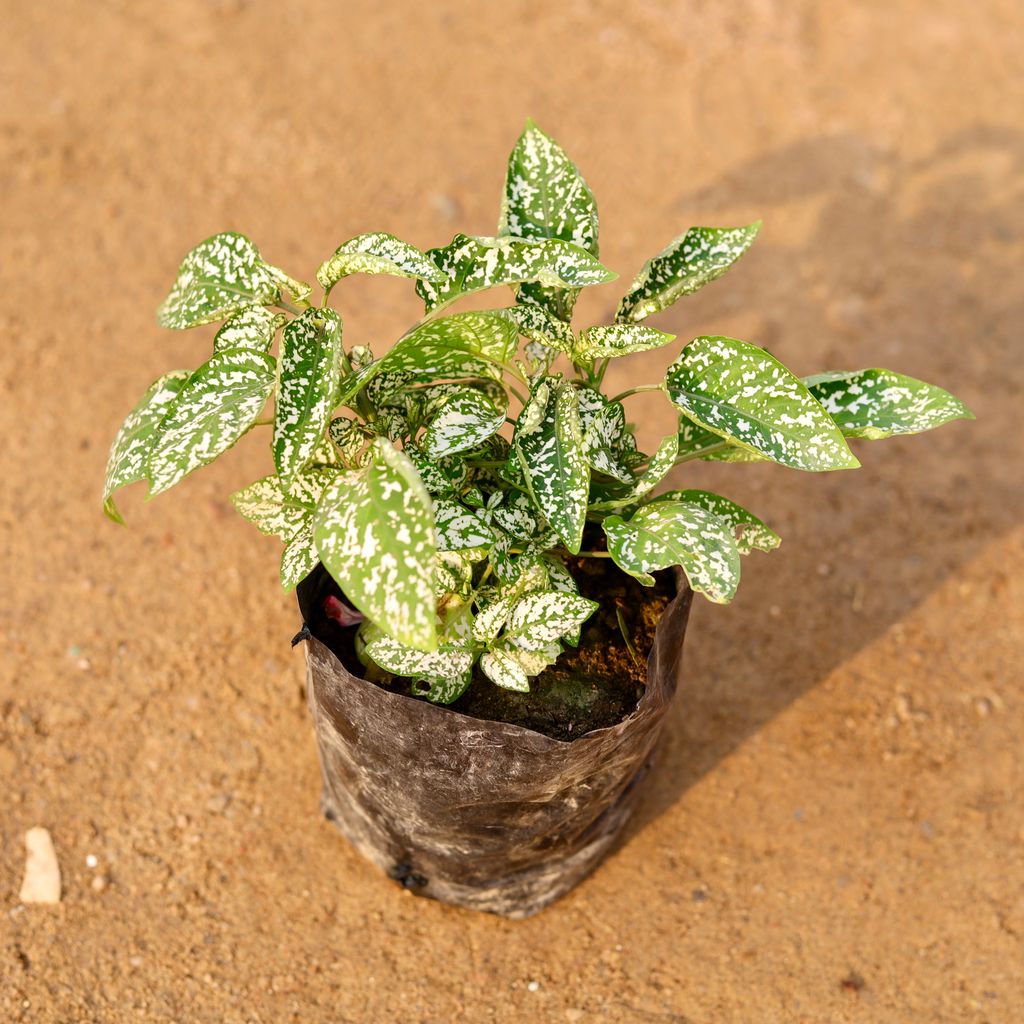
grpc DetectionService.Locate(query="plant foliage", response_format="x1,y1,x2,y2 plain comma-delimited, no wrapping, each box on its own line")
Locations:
105,122,973,702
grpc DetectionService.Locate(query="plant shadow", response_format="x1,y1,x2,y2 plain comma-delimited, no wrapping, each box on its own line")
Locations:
620,124,1024,842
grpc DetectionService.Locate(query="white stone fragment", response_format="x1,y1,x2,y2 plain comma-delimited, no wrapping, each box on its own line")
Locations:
20,827,61,904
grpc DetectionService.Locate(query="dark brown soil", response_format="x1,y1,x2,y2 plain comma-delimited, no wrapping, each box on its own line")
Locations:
300,558,676,741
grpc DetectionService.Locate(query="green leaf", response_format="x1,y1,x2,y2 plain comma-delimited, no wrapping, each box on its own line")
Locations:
480,649,530,692
364,635,473,700
513,379,590,553
588,434,679,511
146,350,276,496
103,370,190,523
231,469,334,540
574,324,675,360
616,223,760,323
651,489,780,554
313,438,438,652
494,303,575,354
273,308,343,489
804,369,974,439
415,234,615,315
213,306,286,354
316,232,447,292
604,501,741,602
504,590,598,651
280,521,319,592
433,498,496,552
665,336,859,471
499,119,600,321
421,388,506,458
157,233,280,329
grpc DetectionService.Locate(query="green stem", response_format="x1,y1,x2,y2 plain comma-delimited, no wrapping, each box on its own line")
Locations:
609,383,664,404
274,300,300,315
674,441,729,465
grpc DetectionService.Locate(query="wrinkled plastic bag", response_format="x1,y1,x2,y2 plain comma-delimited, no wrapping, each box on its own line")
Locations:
297,566,692,918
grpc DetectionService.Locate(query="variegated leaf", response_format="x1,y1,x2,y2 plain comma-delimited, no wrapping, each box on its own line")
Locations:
434,550,474,599
157,233,280,329
421,388,506,459
504,590,598,651
313,438,438,652
489,491,540,539
405,445,468,495
317,232,447,292
589,434,679,511
280,522,319,592
805,369,974,439
213,306,286,354
514,380,590,553
472,592,518,643
604,501,741,602
147,350,276,496
494,639,562,676
433,498,496,552
494,303,575,354
574,324,675,360
499,120,600,321
274,308,343,489
419,673,474,705
480,649,530,692
616,223,760,323
230,469,334,541
652,489,780,554
328,415,369,467
415,234,615,315
543,556,582,645
665,336,859,471
577,387,634,484
103,369,190,523
265,264,312,304
365,635,474,688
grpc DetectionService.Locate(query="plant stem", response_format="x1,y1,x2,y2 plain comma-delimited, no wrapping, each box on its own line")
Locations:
609,383,664,404
572,550,614,558
274,300,300,315
674,441,730,465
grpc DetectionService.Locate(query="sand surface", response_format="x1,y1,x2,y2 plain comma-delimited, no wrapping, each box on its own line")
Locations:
2,1,1022,1020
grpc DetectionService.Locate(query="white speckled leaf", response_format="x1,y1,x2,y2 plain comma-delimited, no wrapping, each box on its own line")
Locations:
804,368,974,439
652,490,780,554
505,590,598,651
489,491,539,539
230,469,334,540
313,438,437,652
364,636,473,695
499,120,599,321
433,498,496,552
274,308,343,488
421,388,506,458
146,350,276,496
265,264,312,304
494,303,575,354
576,387,635,485
415,234,615,315
666,336,859,471
494,639,562,676
317,232,447,291
574,324,675,360
480,649,530,692
213,306,286,354
434,551,475,599
328,415,369,467
103,369,190,523
513,380,590,554
472,592,518,643
157,233,280,329
604,501,741,603
616,223,760,322
589,434,679,511
280,521,319,592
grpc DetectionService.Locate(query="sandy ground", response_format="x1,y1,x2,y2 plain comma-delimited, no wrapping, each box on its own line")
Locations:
2,1,1023,1020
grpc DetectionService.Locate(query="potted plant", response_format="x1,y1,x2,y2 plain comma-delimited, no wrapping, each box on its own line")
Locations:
104,121,972,917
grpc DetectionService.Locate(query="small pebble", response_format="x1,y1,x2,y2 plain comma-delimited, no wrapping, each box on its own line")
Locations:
206,793,231,814
19,827,61,904
85,854,98,869
91,875,108,892
527,981,540,992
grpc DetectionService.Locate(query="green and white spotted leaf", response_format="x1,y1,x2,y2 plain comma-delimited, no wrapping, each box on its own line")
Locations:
418,672,474,705
274,308,343,489
489,491,539,539
494,301,575,354
405,445,467,496
576,387,634,484
213,306,286,354
280,522,319,592
804,369,974,440
472,592,518,643
415,234,615,315
652,490,780,554
421,388,506,459
328,415,369,467
616,223,761,323
504,590,599,651
157,233,280,329
589,433,679,511
313,438,438,652
103,369,190,523
603,501,741,602
543,556,582,645
433,498,496,552
364,635,474,687
493,639,562,676
434,550,474,599
499,120,600,321
665,336,859,471
480,649,530,692
231,468,335,541
265,264,312,304
574,324,675,360
317,232,447,292
146,349,276,496
513,380,590,553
